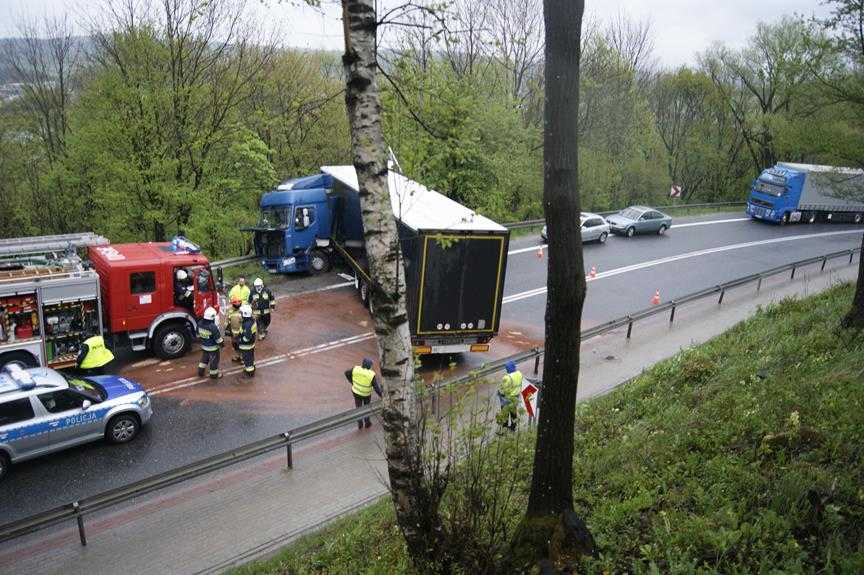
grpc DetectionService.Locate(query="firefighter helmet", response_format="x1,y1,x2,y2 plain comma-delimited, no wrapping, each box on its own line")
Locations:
203,307,218,321
240,304,253,318
254,278,264,288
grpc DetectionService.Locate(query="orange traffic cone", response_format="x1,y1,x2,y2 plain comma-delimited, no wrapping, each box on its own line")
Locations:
536,247,544,259
589,265,597,278
651,289,661,305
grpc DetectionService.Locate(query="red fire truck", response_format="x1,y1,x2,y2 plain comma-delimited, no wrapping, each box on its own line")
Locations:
0,233,218,370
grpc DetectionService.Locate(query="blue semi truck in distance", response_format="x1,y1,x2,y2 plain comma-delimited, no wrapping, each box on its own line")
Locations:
746,162,864,225
246,165,510,355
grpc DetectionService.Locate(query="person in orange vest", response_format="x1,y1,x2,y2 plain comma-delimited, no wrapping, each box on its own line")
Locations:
344,358,382,429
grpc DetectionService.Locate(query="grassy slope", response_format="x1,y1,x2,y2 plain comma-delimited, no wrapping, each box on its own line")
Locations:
234,283,864,574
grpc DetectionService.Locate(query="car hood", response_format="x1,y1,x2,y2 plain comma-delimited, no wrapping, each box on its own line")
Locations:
606,215,633,225
89,375,146,400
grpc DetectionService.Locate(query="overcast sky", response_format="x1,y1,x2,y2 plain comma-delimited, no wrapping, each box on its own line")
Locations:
0,0,831,68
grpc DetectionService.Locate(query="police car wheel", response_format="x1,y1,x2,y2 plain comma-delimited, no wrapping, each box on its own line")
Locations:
107,414,140,444
0,452,9,481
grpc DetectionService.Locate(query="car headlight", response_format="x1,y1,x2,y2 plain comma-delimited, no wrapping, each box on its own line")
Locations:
137,394,151,408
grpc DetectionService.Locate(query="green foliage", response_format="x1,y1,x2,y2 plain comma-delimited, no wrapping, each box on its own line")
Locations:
230,283,864,574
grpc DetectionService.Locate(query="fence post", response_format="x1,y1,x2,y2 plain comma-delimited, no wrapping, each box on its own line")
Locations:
851,251,856,264
73,501,87,546
626,316,633,339
757,275,763,292
821,257,827,272
283,433,293,470
791,265,797,279
669,303,676,324
718,288,725,305
533,354,540,376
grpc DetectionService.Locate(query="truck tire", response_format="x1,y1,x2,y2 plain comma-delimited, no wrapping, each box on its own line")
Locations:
309,249,332,274
153,322,191,360
0,351,39,371
105,413,140,444
359,280,370,308
0,451,10,481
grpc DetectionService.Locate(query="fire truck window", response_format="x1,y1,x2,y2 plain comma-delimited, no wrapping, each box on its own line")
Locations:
294,206,315,231
130,271,156,294
197,269,211,293
38,390,86,414
0,398,35,425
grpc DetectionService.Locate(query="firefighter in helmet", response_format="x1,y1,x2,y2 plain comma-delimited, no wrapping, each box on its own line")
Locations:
249,278,275,339
238,304,257,378
197,306,223,380
226,296,244,362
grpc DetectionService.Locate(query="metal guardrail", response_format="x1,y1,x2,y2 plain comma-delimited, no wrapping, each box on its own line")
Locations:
1,242,858,548
502,201,746,230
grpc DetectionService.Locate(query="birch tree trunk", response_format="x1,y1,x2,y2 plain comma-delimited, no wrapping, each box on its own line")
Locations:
340,0,444,567
513,0,593,567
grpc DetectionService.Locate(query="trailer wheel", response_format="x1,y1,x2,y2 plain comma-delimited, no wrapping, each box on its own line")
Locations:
0,351,39,371
309,249,331,274
856,214,862,224
153,322,191,360
808,213,816,224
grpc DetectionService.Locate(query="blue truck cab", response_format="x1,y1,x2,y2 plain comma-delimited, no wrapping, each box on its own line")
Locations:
747,163,864,224
250,172,364,273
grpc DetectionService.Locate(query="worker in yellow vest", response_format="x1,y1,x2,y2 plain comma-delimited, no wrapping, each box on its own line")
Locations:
227,276,250,306
76,335,115,375
344,358,382,429
497,361,522,432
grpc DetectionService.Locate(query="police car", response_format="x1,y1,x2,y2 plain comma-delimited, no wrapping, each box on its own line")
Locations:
0,364,153,480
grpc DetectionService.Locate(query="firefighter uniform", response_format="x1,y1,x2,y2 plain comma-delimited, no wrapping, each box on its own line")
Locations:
249,287,275,339
226,304,243,362
239,316,257,377
197,318,224,379
77,335,115,375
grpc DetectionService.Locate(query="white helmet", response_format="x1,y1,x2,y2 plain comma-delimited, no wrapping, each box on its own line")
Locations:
240,304,253,318
203,307,218,321
176,269,188,281
254,278,264,288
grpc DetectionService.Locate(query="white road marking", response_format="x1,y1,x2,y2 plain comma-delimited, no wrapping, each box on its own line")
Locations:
502,229,862,304
151,227,859,394
507,216,751,255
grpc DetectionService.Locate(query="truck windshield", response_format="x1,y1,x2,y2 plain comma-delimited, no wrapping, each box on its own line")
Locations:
754,178,786,197
259,207,291,229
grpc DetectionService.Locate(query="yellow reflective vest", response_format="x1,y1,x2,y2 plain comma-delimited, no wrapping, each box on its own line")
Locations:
351,366,376,397
228,284,250,305
79,336,115,369
499,371,523,402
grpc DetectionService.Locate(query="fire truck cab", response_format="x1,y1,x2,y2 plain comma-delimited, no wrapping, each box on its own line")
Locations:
88,238,219,359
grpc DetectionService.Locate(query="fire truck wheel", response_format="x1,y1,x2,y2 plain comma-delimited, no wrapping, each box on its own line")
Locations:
0,351,39,370
309,249,331,274
153,323,191,360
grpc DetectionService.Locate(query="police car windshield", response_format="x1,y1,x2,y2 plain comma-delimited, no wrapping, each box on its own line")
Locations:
63,376,107,402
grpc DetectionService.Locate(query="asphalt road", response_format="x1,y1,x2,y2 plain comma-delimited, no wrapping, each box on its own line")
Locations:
2,212,862,522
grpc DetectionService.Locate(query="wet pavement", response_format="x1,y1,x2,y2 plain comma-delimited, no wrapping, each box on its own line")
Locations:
2,212,863,522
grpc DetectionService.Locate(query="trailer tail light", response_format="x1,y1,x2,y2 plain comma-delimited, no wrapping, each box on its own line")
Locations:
414,345,433,355
469,344,489,353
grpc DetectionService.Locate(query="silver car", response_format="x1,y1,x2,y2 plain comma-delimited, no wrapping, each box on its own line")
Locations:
541,212,610,244
0,364,153,480
606,206,673,237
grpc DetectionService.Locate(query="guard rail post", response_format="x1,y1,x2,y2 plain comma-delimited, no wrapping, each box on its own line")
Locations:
626,316,633,339
718,287,726,305
791,265,797,280
284,433,293,469
821,257,828,272
757,275,763,292
851,250,855,264
533,355,540,376
73,501,86,546
669,302,677,324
